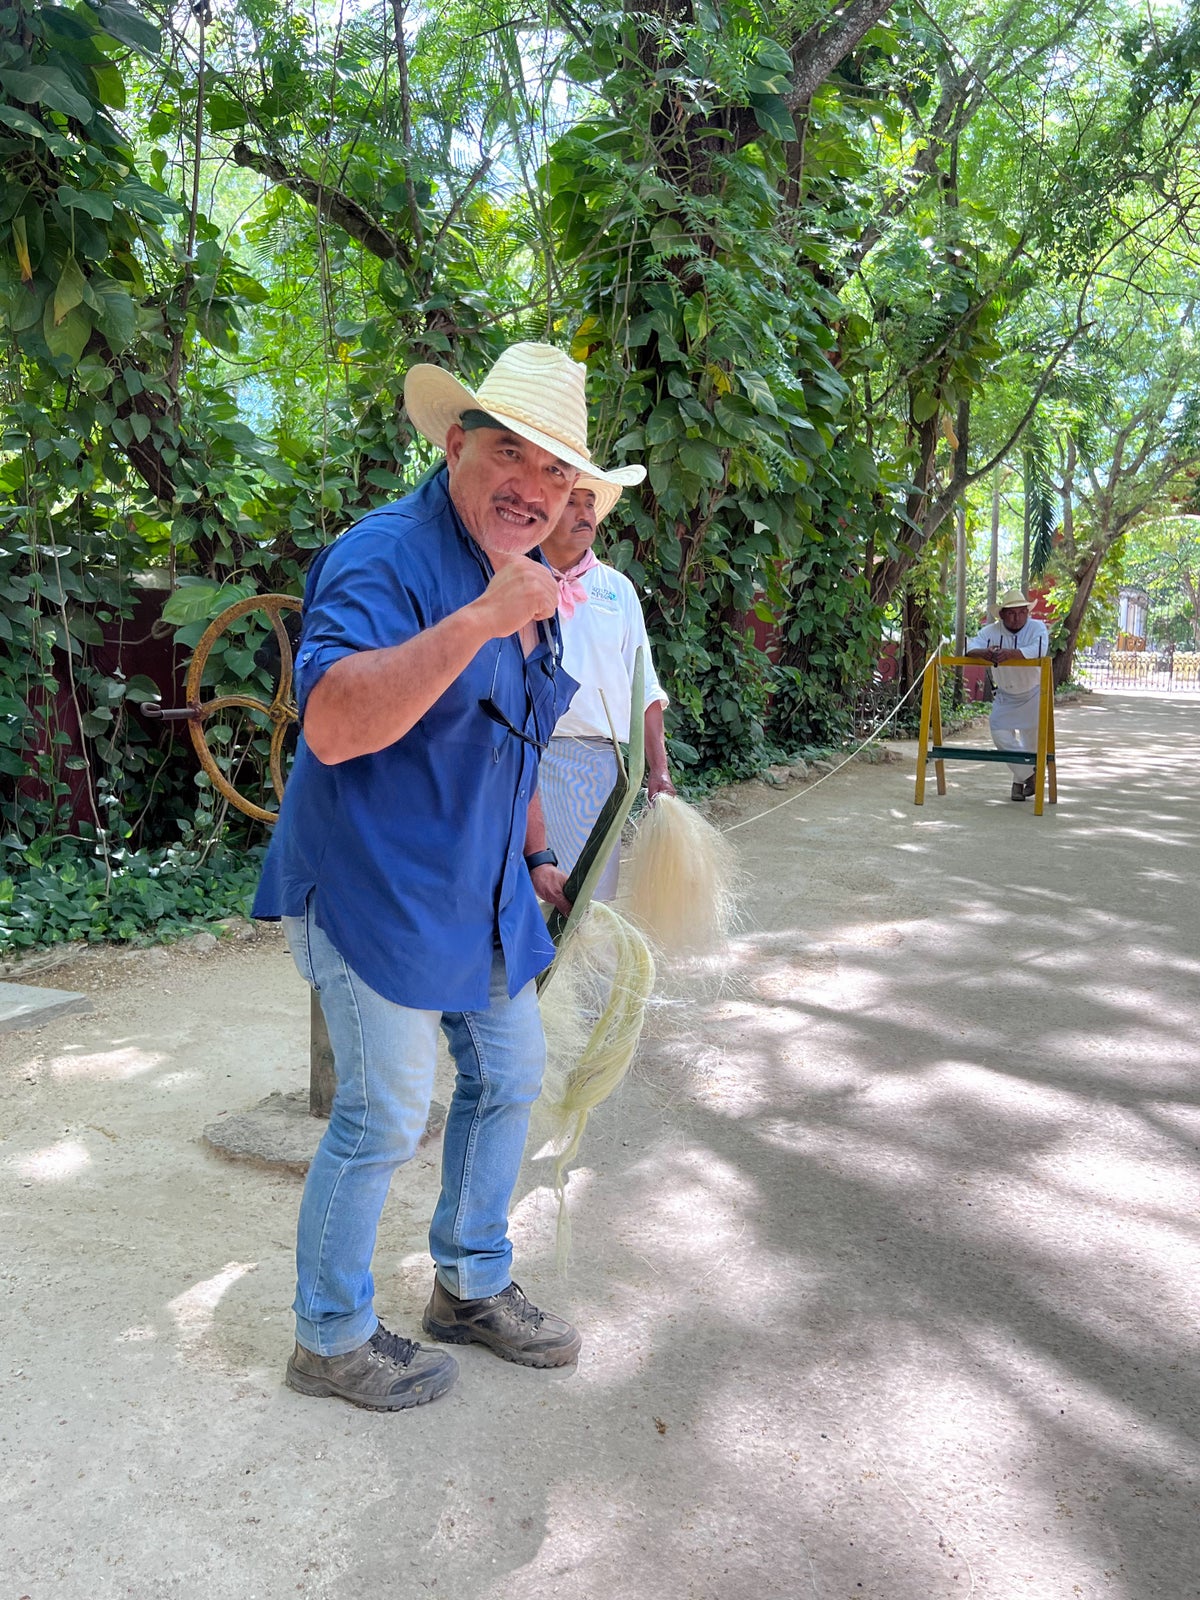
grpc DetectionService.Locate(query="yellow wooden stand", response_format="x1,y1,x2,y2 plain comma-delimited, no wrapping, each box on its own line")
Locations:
914,655,1057,815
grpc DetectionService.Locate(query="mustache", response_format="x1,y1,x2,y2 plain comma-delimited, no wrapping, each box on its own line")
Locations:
571,519,595,533
494,493,547,524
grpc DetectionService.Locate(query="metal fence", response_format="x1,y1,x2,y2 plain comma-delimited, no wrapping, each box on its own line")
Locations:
1076,644,1200,692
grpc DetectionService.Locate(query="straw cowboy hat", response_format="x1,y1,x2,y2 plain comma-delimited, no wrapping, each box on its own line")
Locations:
996,587,1032,611
404,343,645,494
573,474,628,522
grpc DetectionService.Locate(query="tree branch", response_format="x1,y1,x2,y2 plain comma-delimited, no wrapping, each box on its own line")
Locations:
784,0,897,109
231,142,411,265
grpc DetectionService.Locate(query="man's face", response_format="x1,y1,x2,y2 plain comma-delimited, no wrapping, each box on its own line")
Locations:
550,487,599,554
445,423,577,558
999,606,1030,631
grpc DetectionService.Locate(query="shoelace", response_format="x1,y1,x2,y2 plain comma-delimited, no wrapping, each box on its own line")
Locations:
369,1324,418,1365
504,1283,544,1330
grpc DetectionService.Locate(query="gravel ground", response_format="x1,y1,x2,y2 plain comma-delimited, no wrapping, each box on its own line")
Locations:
1,688,1197,1600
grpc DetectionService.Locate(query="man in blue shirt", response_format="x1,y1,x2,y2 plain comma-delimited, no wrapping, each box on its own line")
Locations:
254,343,644,1411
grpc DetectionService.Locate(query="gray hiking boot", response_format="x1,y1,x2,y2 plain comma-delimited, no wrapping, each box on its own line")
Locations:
422,1278,582,1368
285,1322,458,1411
1010,781,1027,801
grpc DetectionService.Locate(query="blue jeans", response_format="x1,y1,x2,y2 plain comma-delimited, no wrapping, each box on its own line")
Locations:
283,901,546,1356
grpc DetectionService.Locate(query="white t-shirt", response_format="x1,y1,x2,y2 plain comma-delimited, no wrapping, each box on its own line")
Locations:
966,617,1051,701
553,561,668,740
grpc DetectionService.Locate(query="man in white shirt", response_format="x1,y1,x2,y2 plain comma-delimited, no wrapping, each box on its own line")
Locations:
536,479,675,899
965,588,1052,801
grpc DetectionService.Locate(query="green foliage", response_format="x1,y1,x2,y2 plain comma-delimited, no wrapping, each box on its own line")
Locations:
1120,513,1200,647
6,0,1200,952
546,5,883,761
0,835,265,955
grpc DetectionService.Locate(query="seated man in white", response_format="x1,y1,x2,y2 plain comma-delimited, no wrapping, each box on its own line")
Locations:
537,479,675,899
965,587,1052,801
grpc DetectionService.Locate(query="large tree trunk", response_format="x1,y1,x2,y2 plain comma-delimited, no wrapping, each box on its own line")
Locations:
900,586,940,697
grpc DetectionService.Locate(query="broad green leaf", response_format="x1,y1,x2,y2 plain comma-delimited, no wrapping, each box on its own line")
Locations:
161,582,225,626
115,177,182,221
207,94,246,133
646,403,682,446
9,282,46,332
678,439,725,482
75,352,114,394
0,106,47,140
66,609,105,646
44,301,91,364
162,579,257,627
94,2,162,55
755,39,795,75
57,185,115,222
740,371,778,416
90,275,137,349
682,294,710,343
650,219,691,256
54,255,87,323
748,94,796,144
12,215,32,282
90,63,126,110
911,390,939,423
713,396,757,440
746,68,792,98
0,67,94,125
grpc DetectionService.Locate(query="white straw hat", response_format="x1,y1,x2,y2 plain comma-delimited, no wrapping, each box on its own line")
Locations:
404,342,646,491
996,587,1032,611
574,474,628,522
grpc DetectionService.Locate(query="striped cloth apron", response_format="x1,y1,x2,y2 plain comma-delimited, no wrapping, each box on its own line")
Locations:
538,737,621,903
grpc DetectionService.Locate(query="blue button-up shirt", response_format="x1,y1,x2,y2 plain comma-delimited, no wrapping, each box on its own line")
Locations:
253,470,578,1011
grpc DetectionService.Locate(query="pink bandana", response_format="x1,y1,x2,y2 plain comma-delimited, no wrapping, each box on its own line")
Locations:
550,547,598,619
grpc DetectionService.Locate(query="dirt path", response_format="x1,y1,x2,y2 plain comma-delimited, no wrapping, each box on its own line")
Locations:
2,690,1198,1600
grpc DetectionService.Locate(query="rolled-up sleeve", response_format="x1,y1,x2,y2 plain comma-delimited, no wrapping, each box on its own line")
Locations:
295,532,427,717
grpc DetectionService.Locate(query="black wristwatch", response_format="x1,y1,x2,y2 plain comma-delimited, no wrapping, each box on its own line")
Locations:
524,848,558,871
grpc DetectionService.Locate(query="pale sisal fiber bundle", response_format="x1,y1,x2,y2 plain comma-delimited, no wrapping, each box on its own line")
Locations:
622,792,739,958
534,901,656,1267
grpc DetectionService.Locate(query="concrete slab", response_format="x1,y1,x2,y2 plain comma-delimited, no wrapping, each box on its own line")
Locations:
202,1089,447,1175
0,980,91,1032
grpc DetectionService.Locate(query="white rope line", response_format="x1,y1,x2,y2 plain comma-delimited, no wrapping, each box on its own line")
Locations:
720,647,944,836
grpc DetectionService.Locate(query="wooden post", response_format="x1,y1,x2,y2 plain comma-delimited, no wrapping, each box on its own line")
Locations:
914,656,936,805
931,658,946,795
309,992,336,1117
954,504,967,703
